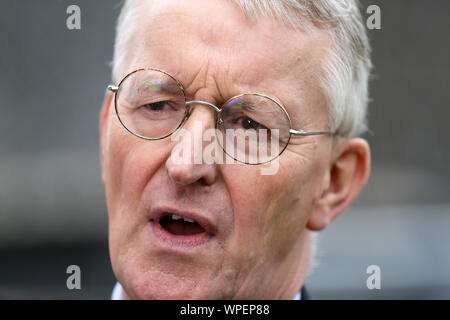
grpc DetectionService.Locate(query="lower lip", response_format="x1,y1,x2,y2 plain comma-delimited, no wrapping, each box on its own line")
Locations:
149,221,214,248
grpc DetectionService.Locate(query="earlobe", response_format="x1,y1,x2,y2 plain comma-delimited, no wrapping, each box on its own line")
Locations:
306,138,371,231
99,90,113,183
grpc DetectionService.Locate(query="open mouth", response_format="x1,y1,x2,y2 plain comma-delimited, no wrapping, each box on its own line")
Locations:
159,214,206,236
149,209,215,248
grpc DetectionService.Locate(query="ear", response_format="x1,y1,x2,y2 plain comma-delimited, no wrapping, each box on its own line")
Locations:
306,138,371,231
99,89,114,183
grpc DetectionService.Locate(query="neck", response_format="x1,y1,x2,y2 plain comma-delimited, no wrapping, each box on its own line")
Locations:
270,230,313,299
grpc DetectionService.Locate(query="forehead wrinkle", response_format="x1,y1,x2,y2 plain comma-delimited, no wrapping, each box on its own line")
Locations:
136,1,310,71
137,0,250,52
129,0,329,126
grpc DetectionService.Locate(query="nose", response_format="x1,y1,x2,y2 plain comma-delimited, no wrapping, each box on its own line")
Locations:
165,102,220,186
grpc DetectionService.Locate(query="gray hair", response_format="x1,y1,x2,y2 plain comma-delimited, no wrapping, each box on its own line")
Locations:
112,0,372,138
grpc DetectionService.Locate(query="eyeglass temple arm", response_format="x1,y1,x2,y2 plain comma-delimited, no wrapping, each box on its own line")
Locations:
290,129,333,136
107,85,118,92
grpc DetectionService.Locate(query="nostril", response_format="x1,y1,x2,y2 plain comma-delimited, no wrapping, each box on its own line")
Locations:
166,159,217,186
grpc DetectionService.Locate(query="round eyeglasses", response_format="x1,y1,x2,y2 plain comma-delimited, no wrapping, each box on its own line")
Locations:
107,68,332,164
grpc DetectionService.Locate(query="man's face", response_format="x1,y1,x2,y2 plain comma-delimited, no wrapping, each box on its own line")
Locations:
101,0,334,299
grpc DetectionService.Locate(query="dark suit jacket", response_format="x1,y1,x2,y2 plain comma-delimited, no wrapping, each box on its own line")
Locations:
300,286,310,300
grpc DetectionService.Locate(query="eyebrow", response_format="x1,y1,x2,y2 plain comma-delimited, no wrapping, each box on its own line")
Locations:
138,78,184,96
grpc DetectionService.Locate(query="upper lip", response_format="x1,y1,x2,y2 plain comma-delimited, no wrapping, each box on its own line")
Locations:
149,206,217,235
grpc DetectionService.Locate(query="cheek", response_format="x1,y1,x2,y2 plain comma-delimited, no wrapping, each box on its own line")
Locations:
106,122,160,197
222,154,322,263
103,120,169,234
104,121,137,215
219,166,289,256
104,121,173,272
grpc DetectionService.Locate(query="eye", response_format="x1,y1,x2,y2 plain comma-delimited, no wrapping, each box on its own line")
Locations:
146,101,171,111
235,116,268,131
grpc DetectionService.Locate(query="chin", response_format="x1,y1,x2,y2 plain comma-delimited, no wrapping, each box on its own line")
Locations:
130,288,220,300
122,272,223,300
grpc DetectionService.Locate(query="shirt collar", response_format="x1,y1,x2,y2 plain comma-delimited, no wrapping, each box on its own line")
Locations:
111,282,122,300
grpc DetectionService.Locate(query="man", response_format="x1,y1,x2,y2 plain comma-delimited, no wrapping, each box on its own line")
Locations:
100,0,371,299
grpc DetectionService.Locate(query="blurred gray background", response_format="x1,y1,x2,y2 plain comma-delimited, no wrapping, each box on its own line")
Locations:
0,0,449,299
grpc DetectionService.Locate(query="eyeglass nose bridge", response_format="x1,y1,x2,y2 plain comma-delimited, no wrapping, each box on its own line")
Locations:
185,100,223,124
